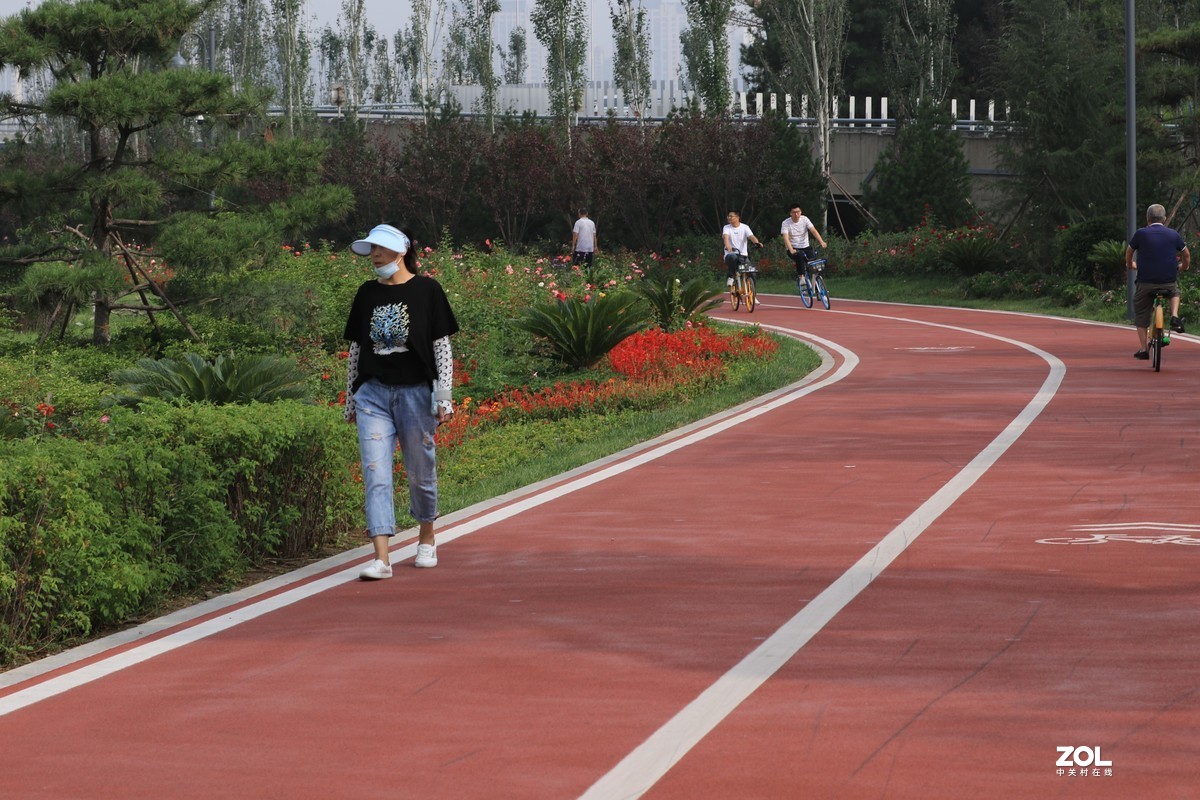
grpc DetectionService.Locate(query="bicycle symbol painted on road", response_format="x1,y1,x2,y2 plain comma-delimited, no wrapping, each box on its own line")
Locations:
1037,522,1200,546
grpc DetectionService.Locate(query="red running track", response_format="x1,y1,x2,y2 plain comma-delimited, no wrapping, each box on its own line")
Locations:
2,296,1198,799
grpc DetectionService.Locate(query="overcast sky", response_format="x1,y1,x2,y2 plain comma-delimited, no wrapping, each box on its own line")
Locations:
0,1,717,87
0,1,30,16
304,0,408,35
0,1,408,33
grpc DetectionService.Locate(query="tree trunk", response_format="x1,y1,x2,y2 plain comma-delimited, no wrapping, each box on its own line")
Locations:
92,295,112,345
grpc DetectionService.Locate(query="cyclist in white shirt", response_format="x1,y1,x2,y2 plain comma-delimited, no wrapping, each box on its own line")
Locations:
722,211,763,286
781,204,827,276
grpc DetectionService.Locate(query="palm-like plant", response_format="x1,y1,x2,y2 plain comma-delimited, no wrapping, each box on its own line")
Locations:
1088,239,1128,290
634,274,725,332
110,353,310,406
518,292,651,369
940,236,1006,276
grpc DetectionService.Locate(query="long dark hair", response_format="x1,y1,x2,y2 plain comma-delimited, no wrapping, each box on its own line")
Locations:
399,225,419,273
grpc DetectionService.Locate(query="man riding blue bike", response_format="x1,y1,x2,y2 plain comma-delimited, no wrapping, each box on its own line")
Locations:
1126,203,1190,360
781,203,827,276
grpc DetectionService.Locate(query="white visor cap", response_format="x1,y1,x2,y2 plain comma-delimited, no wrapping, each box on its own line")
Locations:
351,224,409,256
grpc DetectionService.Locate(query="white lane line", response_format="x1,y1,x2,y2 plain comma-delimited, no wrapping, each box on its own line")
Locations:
0,327,858,718
580,314,1066,800
1070,522,1200,531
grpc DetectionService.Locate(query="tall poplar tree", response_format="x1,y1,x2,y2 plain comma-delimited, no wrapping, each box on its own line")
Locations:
679,0,732,114
271,0,313,131
341,0,367,120
531,0,588,146
401,0,451,119
748,0,848,190
610,0,652,121
886,0,956,116
501,27,528,85
449,0,502,129
992,0,1123,228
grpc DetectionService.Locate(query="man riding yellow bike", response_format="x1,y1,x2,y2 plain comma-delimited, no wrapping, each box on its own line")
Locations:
1126,203,1190,360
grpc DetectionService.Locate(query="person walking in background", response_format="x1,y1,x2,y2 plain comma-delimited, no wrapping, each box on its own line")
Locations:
722,211,762,286
1126,203,1189,360
572,209,597,266
781,203,827,275
343,224,459,580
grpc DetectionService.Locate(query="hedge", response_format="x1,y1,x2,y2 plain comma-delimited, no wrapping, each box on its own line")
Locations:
0,400,358,665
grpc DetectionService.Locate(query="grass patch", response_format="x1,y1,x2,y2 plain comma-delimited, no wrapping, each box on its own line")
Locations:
438,330,820,514
755,273,1131,325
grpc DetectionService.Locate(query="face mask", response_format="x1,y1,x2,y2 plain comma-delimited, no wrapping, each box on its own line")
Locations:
374,261,400,279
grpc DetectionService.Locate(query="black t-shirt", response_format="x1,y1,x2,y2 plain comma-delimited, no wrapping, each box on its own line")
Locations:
343,275,459,391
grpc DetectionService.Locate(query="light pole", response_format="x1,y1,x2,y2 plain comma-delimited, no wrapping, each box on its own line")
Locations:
170,28,218,208
1126,0,1136,319
170,27,216,72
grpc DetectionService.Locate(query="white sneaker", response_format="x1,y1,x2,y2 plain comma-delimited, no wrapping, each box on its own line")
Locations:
726,277,735,286
414,543,438,568
359,559,392,580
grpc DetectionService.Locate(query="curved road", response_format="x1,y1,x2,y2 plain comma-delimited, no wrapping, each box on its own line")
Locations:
2,295,1197,799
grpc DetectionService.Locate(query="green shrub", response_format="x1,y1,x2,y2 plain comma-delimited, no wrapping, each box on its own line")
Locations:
0,349,111,438
170,401,360,561
940,235,1007,276
659,234,713,263
1054,217,1123,283
1049,280,1099,307
960,270,1046,300
518,292,651,370
1,437,178,663
634,273,725,332
958,269,1101,307
0,400,359,665
109,352,310,406
1087,239,1128,291
833,226,948,277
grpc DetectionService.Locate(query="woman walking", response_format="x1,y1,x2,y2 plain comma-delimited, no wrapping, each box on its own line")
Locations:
343,224,459,580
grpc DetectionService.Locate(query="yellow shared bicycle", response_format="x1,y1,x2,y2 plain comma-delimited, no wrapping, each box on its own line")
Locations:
729,253,758,312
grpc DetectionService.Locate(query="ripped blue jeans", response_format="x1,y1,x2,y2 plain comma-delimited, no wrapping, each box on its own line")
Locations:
353,379,439,536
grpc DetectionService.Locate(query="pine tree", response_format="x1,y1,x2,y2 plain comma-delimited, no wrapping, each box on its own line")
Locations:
0,0,351,344
862,101,971,231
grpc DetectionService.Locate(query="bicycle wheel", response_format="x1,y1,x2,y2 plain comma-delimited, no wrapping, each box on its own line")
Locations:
746,275,757,312
815,275,831,309
731,283,741,311
1153,305,1164,371
798,274,814,308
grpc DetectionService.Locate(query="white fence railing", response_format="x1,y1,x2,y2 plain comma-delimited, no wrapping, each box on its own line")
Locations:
308,82,1011,132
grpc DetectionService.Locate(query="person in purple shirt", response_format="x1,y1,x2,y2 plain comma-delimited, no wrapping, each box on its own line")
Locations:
1125,203,1190,360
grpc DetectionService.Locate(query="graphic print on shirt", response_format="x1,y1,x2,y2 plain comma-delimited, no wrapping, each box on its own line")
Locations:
370,302,410,354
